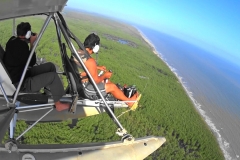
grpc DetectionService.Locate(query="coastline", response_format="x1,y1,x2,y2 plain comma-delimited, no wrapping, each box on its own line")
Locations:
135,28,231,159
137,29,160,58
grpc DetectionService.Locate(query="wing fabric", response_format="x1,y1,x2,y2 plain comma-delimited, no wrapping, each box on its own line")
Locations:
0,108,15,142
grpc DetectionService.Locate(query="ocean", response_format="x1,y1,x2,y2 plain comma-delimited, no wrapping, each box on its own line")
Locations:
135,25,240,160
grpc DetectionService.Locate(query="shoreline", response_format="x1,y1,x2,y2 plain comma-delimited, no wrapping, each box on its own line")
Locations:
137,29,160,57
136,28,231,160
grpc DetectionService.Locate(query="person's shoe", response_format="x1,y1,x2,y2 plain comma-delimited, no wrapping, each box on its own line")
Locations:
128,93,142,111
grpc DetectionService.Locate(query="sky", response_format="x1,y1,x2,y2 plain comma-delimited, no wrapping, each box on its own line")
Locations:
66,0,240,66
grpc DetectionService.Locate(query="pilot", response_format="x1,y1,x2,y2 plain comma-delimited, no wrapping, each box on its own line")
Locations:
3,22,70,111
74,33,141,109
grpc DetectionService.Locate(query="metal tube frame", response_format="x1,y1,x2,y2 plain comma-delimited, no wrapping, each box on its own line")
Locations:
9,101,19,139
9,113,18,139
18,106,53,113
12,14,53,104
14,96,130,111
54,13,125,131
7,14,53,141
12,18,15,36
4,12,132,143
53,14,63,58
16,108,53,140
0,83,10,103
16,103,54,110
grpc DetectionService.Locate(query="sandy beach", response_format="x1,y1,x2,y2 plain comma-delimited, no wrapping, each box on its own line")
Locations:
137,30,160,57
135,28,237,159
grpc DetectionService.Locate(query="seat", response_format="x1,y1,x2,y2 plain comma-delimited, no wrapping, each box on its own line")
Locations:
61,43,89,113
0,44,5,60
0,44,48,104
62,44,110,101
60,43,120,115
0,44,16,97
61,43,85,98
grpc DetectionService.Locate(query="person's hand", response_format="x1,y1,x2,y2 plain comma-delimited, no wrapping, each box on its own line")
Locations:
97,66,106,71
80,72,87,77
104,71,112,79
30,33,38,45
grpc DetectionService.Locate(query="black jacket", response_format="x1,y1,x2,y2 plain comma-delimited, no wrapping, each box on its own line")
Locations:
3,36,36,84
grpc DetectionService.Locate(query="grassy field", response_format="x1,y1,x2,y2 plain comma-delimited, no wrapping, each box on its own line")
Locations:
0,9,224,160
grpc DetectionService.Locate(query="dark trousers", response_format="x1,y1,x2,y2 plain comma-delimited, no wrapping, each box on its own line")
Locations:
22,62,65,102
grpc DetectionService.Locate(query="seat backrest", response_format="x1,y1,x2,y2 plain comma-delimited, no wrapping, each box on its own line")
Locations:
0,44,5,60
61,43,85,98
0,45,16,96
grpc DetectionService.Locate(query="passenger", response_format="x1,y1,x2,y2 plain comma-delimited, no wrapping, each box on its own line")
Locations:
3,22,70,111
74,33,141,109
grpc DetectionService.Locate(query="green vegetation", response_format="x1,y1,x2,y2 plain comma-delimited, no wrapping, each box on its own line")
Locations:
0,10,224,159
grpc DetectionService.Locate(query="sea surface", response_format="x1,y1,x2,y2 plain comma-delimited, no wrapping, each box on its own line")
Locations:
135,25,240,160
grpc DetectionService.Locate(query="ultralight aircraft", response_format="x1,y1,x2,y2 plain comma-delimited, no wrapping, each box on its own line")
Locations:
0,0,166,159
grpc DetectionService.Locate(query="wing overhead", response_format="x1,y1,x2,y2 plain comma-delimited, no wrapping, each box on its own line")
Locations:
0,0,68,21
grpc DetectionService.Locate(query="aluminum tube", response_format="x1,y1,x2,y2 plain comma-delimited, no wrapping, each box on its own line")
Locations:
16,108,53,140
12,18,15,36
0,83,10,103
16,103,54,110
18,106,53,113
